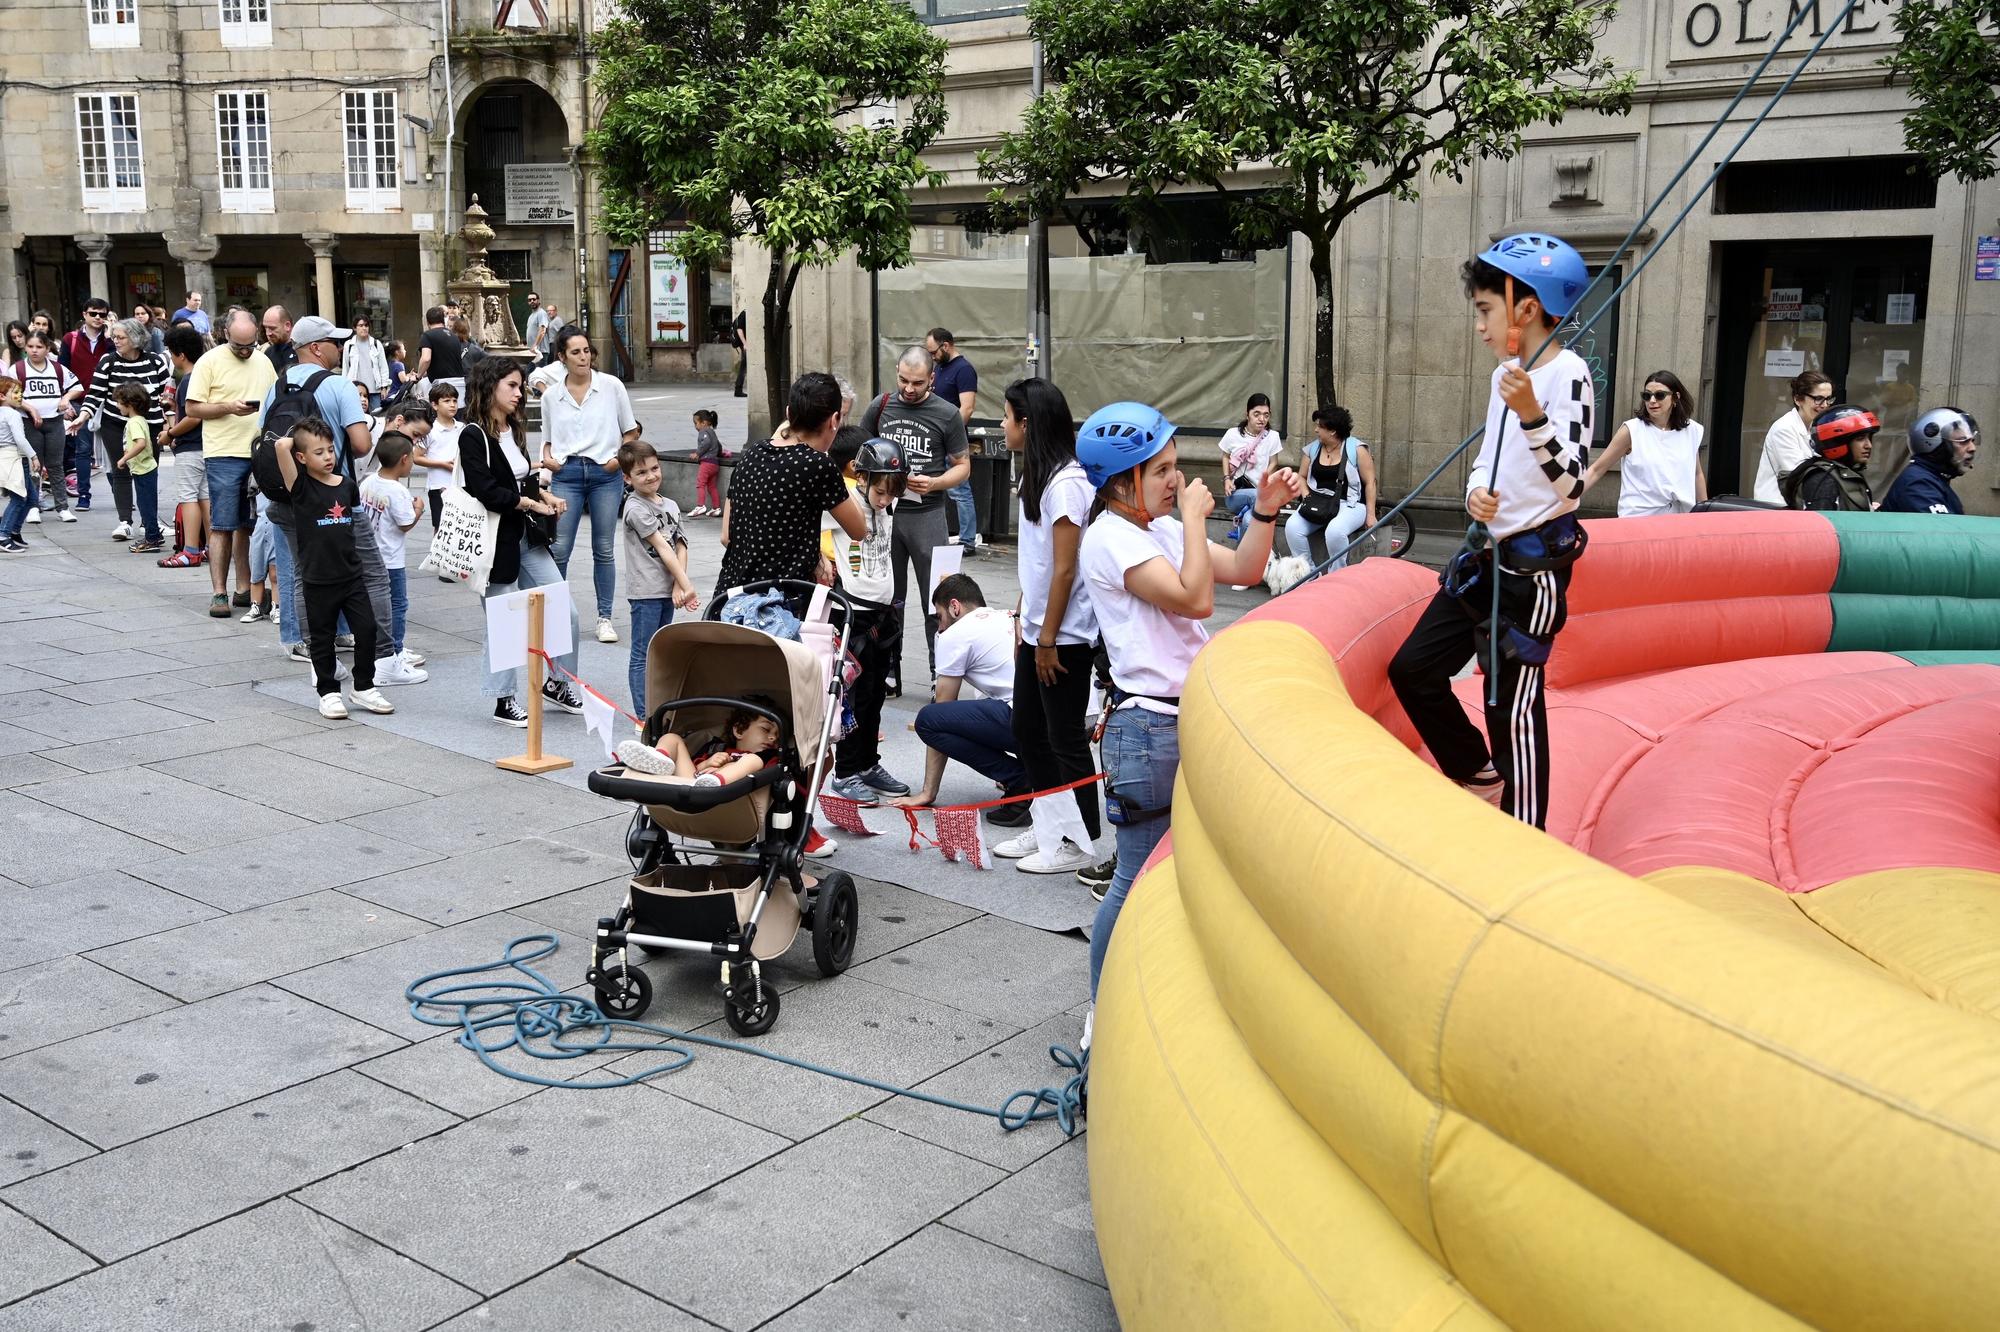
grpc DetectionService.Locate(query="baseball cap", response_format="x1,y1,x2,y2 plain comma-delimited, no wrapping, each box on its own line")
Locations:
291,315,351,345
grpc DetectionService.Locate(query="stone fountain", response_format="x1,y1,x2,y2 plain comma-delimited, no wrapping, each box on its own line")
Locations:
446,197,532,361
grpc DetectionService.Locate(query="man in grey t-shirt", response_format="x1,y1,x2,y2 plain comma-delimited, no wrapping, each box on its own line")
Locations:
859,346,970,691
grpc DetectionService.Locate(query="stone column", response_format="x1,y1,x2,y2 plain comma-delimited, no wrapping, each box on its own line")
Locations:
72,233,113,303
165,232,220,311
303,232,338,318
0,234,26,325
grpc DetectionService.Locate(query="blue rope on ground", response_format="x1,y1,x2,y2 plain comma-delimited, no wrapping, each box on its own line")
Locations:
405,935,1088,1135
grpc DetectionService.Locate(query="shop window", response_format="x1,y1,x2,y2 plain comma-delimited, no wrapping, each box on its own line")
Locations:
905,0,1025,21
76,94,146,213
215,90,274,213
1716,156,1938,214
86,0,139,49
219,0,270,47
342,89,400,212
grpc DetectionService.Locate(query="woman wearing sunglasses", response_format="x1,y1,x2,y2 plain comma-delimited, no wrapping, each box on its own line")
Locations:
1583,370,1707,516
1751,370,1834,505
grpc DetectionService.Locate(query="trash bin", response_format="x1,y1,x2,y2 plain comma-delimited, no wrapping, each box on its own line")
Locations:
967,430,1014,543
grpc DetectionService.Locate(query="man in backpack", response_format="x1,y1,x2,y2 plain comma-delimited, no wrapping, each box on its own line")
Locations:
184,309,278,616
1783,404,1878,512
259,316,425,684
59,298,114,509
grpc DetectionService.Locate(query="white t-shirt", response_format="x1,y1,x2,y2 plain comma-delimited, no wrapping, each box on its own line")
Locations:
830,492,894,607
421,420,463,490
935,605,1018,704
358,473,417,570
1218,427,1284,486
1466,349,1594,540
1619,417,1705,516
496,428,531,481
1754,409,1814,505
1080,513,1209,700
14,357,77,419
1017,461,1100,647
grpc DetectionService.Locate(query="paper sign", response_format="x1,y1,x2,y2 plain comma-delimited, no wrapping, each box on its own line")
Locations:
927,543,963,600
483,583,575,673
580,687,620,761
1764,348,1806,378
1883,348,1912,382
1978,237,2000,282
1886,293,1916,325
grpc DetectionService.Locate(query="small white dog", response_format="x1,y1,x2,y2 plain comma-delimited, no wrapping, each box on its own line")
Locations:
1264,553,1313,596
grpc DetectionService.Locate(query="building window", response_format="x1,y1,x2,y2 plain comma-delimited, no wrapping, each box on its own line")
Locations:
904,0,1024,22
342,89,399,212
215,91,273,213
86,0,140,48
76,94,146,213
219,0,271,47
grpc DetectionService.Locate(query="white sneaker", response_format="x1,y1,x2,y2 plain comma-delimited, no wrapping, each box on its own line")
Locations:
1017,839,1095,875
24,509,39,525
991,831,1039,860
597,617,618,643
346,686,395,715
58,510,77,523
110,521,131,541
400,648,426,667
615,738,677,775
1080,1007,1093,1055
317,693,349,720
688,506,708,517
374,655,429,686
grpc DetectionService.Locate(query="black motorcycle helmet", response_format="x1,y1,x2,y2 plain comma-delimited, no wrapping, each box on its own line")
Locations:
855,436,909,498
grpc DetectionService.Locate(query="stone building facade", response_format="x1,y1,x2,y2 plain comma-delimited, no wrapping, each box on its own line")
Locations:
767,0,2000,516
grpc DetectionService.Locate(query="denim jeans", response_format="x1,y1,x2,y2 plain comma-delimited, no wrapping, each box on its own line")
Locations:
0,468,37,537
385,566,408,652
948,478,979,546
1088,707,1181,996
25,415,67,513
1223,485,1256,537
482,538,580,699
266,512,299,644
550,456,622,620
628,596,675,720
915,698,1026,790
131,468,161,541
1284,499,1368,567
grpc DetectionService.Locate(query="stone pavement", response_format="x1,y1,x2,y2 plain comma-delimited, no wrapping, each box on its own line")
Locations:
0,476,1117,1330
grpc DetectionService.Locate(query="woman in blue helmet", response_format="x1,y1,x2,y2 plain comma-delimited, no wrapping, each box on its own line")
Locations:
1076,400,1301,996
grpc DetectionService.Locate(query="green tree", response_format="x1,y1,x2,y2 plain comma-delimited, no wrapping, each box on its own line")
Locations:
1889,0,2000,181
979,0,1634,409
591,0,948,423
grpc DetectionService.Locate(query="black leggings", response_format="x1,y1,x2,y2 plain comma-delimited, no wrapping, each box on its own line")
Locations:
1010,641,1101,839
428,488,444,529
304,578,377,695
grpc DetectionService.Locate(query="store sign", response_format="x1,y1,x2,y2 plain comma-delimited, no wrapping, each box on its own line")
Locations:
1672,0,1903,62
1976,237,2000,282
504,164,575,225
649,244,690,345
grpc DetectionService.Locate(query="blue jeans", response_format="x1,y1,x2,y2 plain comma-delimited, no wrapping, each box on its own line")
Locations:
915,698,1025,789
0,468,37,537
628,596,675,720
481,539,580,699
1088,707,1181,996
1224,485,1256,537
386,566,408,652
132,468,161,541
1285,499,1369,567
550,456,622,620
948,478,979,546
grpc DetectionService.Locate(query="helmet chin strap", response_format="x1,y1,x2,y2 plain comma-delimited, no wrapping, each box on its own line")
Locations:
1504,275,1523,359
1106,464,1152,528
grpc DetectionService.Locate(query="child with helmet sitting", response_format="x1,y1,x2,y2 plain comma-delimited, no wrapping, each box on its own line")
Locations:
1783,405,1879,512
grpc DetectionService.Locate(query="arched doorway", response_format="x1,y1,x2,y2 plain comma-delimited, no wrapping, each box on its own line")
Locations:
458,79,572,340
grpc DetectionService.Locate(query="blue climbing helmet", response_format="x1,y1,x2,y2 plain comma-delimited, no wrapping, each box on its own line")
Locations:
1075,401,1177,490
1481,233,1589,320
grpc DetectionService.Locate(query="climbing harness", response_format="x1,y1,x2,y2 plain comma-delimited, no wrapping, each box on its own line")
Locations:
406,935,1089,1135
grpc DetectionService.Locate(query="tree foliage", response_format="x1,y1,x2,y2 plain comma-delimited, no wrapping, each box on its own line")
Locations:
979,0,1633,406
1889,0,2000,181
591,0,948,419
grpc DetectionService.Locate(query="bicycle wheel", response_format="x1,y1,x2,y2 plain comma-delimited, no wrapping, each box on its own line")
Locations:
1351,504,1418,561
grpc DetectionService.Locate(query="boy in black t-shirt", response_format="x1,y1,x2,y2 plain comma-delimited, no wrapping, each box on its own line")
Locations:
272,416,394,721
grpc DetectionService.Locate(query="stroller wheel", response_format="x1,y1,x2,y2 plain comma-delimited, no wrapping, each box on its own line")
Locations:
595,964,653,1021
723,968,780,1036
811,871,859,977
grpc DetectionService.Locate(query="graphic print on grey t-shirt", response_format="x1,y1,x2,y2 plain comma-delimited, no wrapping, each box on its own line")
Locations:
860,392,967,512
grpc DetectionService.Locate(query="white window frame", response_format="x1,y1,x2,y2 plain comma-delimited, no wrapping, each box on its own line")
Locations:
86,0,140,49
218,0,271,47
76,94,146,213
215,90,274,214
342,89,401,213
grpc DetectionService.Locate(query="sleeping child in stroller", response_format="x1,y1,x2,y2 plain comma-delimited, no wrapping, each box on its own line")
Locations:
615,694,783,786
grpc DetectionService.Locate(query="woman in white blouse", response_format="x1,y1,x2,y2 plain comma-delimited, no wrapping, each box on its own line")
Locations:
1583,370,1708,516
1216,392,1282,540
342,315,392,412
1752,370,1835,505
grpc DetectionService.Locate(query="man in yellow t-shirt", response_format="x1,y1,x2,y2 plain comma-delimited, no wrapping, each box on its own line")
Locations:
184,308,277,617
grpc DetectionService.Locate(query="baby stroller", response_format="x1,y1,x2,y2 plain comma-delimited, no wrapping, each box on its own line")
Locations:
584,580,859,1035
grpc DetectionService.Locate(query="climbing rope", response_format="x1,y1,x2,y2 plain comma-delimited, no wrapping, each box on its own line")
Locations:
1291,0,1867,611
406,935,1089,1135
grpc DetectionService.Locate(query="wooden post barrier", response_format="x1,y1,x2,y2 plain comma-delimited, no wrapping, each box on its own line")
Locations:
496,589,572,775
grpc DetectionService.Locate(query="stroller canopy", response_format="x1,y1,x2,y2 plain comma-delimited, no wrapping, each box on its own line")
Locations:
642,621,830,768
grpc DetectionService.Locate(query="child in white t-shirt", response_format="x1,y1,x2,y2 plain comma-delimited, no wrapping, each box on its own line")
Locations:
826,432,912,805
412,382,463,531
359,434,422,666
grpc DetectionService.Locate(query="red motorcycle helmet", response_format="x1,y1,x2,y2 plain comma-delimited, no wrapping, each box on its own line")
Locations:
1811,404,1879,462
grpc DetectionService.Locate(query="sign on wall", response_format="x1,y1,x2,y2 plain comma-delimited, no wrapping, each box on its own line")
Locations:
649,242,690,345
503,164,575,225
1671,0,1904,64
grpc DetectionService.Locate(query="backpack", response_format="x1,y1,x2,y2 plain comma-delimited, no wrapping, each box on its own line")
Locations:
252,368,342,498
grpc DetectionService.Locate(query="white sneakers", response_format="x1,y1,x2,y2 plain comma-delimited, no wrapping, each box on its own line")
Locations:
991,831,1040,860
597,617,618,643
615,739,677,776
317,693,348,720
1018,840,1096,874
58,510,77,523
347,686,395,715
375,654,429,686
688,506,710,517
24,508,39,525
110,521,131,541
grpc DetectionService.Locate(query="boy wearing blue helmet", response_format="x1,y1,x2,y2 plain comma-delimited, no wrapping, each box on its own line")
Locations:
1388,233,1595,830
1071,400,1301,994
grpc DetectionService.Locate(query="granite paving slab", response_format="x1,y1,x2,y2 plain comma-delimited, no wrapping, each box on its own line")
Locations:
17,647,183,685
0,1198,475,1332
83,890,433,1002
0,696,203,745
339,836,630,926
33,715,321,775
266,723,519,797
0,1101,94,1188
47,675,227,706
0,1201,94,1307
943,1135,1103,1287
121,820,442,912
0,797,180,890
142,633,306,667
2,1070,456,1262
0,872,218,972
0,956,180,1059
761,1223,1116,1331
350,1011,633,1121
848,916,1092,1029
297,1084,787,1295
864,1013,1088,1173
70,604,224,634
0,984,403,1148
588,1118,1002,1330
430,1262,711,1331
150,743,427,822
146,680,319,723
342,777,614,855
16,766,313,855
0,723,60,757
